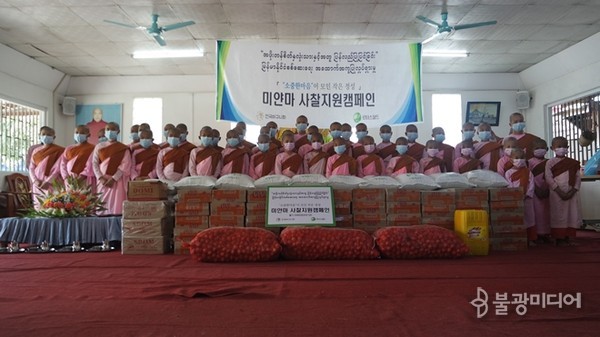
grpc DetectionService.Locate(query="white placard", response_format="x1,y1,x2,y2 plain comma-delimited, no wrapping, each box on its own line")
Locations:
266,186,335,227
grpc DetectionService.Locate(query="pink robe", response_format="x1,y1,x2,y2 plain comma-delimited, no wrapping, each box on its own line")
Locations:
249,152,276,180
220,146,250,176
303,150,327,175
505,167,536,229
473,141,503,171
528,157,550,235
496,155,512,178
26,143,42,170
419,157,443,175
60,143,96,192
92,141,131,215
189,147,222,178
357,154,384,177
29,145,64,209
326,154,354,178
275,152,303,178
298,143,313,159
156,147,190,182
376,142,395,168
452,156,482,173
130,147,159,181
545,157,582,236
386,156,420,177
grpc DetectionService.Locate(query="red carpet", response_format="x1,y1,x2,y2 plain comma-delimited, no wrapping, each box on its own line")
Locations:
1,231,599,337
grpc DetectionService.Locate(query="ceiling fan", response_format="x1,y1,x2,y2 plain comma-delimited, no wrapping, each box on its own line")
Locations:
104,14,195,46
416,1,497,44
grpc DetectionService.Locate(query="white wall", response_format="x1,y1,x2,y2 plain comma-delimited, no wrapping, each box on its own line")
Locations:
519,32,600,141
0,43,66,190
63,72,524,148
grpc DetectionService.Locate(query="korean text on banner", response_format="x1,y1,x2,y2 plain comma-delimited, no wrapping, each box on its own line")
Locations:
266,186,335,227
216,40,422,127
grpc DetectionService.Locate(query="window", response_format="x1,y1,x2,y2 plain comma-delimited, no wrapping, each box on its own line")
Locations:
432,94,462,146
132,98,162,140
0,98,42,172
550,92,599,164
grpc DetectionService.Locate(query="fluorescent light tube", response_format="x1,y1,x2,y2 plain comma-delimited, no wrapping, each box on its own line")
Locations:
422,50,469,58
133,49,204,59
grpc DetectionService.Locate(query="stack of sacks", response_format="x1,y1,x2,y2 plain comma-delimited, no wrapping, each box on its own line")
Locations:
386,189,422,226
352,188,387,234
121,194,173,254
420,189,456,230
488,188,527,251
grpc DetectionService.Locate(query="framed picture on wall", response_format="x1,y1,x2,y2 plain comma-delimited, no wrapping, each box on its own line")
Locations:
465,101,501,126
75,104,123,145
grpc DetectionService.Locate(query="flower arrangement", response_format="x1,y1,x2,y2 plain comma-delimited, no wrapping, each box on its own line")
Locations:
23,177,105,218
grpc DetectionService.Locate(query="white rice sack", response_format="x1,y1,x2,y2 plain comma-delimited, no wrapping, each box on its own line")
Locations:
430,173,476,189
395,173,440,190
254,175,292,187
215,173,255,189
361,175,402,188
290,174,330,186
328,175,367,188
462,170,509,188
173,176,217,189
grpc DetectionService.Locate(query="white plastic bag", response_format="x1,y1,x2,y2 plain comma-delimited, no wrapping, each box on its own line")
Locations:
361,175,402,188
215,173,255,189
290,174,330,186
462,170,508,188
395,173,440,190
254,175,292,187
430,173,476,189
328,175,367,188
173,176,217,189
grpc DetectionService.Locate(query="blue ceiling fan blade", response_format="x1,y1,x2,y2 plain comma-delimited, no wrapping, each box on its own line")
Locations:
153,34,166,46
162,21,195,32
103,19,143,30
454,21,497,31
416,15,442,28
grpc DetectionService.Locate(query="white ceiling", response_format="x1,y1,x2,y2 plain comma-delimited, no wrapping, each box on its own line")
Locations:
1,0,599,76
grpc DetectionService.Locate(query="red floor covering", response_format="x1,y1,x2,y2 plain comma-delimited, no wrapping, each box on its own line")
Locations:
1,231,599,337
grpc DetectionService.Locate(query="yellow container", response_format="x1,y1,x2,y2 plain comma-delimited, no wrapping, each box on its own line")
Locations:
454,210,489,256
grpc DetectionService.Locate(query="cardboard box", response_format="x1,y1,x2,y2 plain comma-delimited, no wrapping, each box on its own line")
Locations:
122,201,172,219
334,201,352,215
122,218,174,237
489,237,528,251
334,214,353,228
333,189,353,202
385,189,421,203
352,188,385,202
353,213,386,227
175,202,210,215
127,181,168,201
175,215,210,227
490,225,527,235
176,188,212,203
212,189,247,202
245,214,266,227
490,213,525,226
174,223,209,236
386,213,421,226
209,215,245,227
246,202,266,216
210,201,246,216
421,216,454,230
352,200,386,214
489,200,524,211
488,188,523,201
421,189,456,204
247,189,267,203
455,188,489,209
122,236,171,254
386,202,421,214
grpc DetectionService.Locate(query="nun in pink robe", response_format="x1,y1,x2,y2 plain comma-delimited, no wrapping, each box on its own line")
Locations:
92,141,131,215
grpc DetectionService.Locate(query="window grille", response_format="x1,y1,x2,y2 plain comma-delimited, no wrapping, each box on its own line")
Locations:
0,98,42,172
550,92,600,164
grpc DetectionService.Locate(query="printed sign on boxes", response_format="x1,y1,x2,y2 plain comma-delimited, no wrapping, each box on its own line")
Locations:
122,201,172,219
421,190,456,214
122,218,174,237
122,236,171,254
385,189,420,203
455,188,489,210
127,181,168,201
177,188,212,203
210,201,246,216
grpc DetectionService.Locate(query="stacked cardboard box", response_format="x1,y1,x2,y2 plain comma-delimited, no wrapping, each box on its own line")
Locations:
121,196,173,254
210,189,246,227
455,188,489,211
488,188,527,251
246,189,282,234
420,189,456,230
352,188,386,233
333,189,353,228
173,188,212,255
385,189,421,226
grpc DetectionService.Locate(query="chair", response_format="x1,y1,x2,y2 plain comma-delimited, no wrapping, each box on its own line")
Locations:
0,173,33,217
